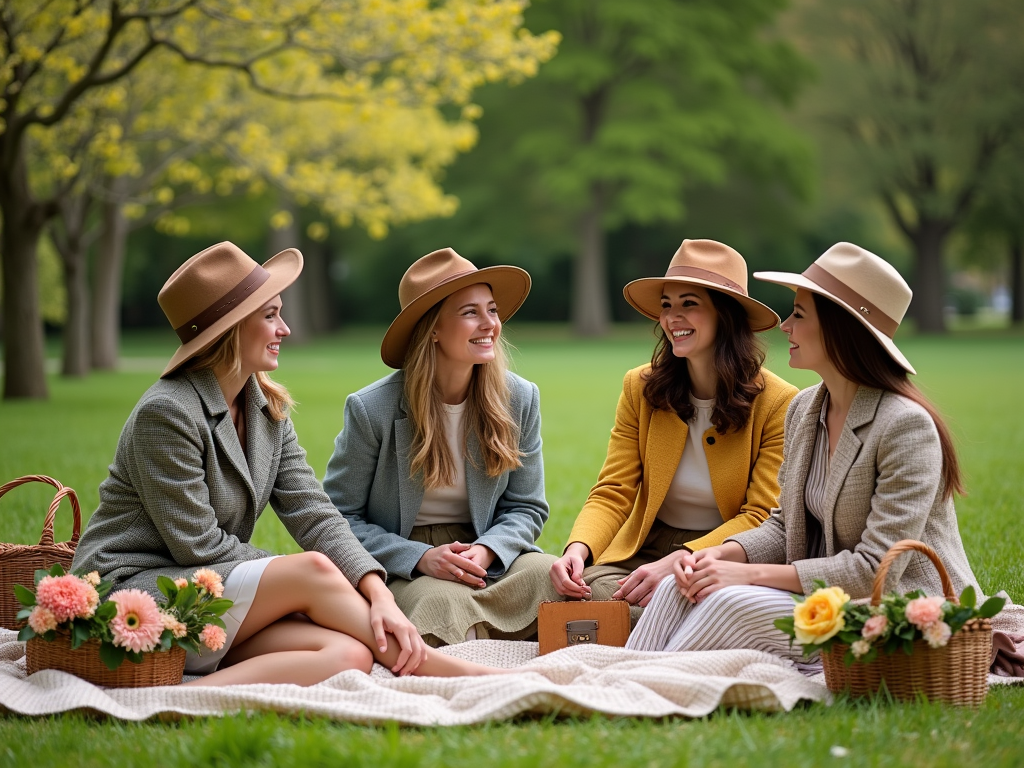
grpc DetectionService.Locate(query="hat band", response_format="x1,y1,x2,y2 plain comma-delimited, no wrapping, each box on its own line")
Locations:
174,265,271,344
664,266,744,295
803,263,899,338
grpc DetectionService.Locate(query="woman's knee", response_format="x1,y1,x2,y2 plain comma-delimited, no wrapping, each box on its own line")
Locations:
320,635,374,675
287,551,353,589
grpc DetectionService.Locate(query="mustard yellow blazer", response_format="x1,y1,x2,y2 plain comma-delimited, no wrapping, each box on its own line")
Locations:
568,364,797,564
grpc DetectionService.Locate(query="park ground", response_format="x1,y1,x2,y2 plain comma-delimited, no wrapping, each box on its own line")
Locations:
1,325,1023,767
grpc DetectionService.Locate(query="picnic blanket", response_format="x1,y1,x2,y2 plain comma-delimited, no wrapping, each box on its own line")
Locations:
0,628,826,723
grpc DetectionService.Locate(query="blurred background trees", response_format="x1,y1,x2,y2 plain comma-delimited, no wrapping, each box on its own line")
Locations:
2,0,1021,400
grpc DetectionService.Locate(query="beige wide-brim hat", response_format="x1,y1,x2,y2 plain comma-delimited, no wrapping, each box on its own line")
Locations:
380,247,531,369
623,239,780,332
754,242,916,374
158,241,303,377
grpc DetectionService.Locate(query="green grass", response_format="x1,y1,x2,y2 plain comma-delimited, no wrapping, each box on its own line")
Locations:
2,324,1023,766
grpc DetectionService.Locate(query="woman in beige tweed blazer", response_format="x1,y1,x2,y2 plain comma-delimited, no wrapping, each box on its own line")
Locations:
73,243,495,685
627,243,982,659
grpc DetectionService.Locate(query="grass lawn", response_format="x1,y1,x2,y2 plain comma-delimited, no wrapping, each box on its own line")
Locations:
1,323,1023,767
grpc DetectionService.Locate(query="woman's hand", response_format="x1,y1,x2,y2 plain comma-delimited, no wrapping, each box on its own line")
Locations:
550,542,592,599
461,543,496,574
680,549,756,603
416,542,487,588
367,594,429,675
613,550,686,606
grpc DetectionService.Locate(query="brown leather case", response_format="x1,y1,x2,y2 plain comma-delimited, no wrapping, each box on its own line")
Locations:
537,600,631,655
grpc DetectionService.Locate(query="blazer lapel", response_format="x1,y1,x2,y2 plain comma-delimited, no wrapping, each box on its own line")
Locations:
645,409,688,517
188,369,257,509
244,376,274,509
819,386,882,551
783,384,827,563
393,415,423,537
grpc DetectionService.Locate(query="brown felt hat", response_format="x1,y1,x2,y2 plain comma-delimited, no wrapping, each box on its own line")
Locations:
158,241,303,377
623,239,780,332
754,242,916,374
380,247,531,368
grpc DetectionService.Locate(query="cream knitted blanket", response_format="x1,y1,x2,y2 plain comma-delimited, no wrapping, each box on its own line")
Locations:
0,630,828,723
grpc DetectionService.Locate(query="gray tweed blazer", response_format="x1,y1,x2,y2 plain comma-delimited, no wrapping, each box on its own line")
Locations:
323,370,548,581
728,383,980,599
72,368,384,596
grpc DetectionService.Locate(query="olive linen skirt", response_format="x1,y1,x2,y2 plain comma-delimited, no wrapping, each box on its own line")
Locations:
388,523,562,647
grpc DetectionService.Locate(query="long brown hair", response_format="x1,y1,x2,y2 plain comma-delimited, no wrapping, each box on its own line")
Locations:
642,289,765,433
185,324,294,421
813,293,964,499
404,301,522,490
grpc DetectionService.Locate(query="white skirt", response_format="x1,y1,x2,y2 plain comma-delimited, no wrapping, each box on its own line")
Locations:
184,556,279,675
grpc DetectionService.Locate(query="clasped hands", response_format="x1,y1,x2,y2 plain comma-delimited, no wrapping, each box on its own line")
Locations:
617,547,753,605
416,542,494,588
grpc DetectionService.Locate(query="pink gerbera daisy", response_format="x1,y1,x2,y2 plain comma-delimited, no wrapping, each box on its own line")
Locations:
192,568,224,598
200,624,227,652
35,574,99,622
108,589,164,653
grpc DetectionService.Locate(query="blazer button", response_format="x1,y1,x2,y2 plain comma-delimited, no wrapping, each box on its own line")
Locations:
706,436,715,445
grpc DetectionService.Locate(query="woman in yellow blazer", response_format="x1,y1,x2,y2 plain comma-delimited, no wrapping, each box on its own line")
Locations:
549,239,798,625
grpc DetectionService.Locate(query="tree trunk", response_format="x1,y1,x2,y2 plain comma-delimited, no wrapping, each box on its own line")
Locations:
270,203,310,344
0,153,50,399
92,177,129,370
1010,234,1023,326
51,195,93,377
304,239,334,335
572,183,610,336
910,220,948,334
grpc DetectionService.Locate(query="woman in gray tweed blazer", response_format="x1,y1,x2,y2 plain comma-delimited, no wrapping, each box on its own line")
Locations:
72,242,496,684
324,248,560,646
627,243,983,660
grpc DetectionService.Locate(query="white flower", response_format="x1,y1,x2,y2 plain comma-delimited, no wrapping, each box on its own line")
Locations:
850,639,872,658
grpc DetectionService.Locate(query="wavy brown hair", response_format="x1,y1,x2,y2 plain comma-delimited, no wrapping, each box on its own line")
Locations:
642,289,765,433
813,293,964,499
185,324,294,421
403,300,522,490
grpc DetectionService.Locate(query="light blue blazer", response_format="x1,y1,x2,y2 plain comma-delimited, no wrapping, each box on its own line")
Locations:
323,370,548,581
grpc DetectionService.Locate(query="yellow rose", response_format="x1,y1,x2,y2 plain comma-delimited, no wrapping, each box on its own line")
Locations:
793,586,850,645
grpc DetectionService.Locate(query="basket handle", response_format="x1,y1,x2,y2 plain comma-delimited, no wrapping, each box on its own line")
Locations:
0,474,82,547
871,539,956,606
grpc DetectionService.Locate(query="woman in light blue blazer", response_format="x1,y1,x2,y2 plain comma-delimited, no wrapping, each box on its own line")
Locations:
325,248,561,646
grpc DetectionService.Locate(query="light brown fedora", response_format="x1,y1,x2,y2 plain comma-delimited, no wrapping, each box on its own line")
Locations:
754,242,915,374
623,239,779,332
380,247,531,369
158,241,303,377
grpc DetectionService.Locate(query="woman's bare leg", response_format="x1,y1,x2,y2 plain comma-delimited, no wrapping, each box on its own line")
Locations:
225,552,495,677
182,618,373,686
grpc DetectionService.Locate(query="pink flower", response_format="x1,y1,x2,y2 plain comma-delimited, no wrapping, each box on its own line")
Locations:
862,614,889,641
851,639,872,658
174,578,189,589
200,624,227,652
905,596,945,630
160,611,188,639
922,620,952,649
192,568,224,598
28,605,58,634
35,574,99,622
109,589,164,653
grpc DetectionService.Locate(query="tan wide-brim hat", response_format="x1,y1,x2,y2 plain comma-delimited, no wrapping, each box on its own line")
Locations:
158,241,303,377
380,247,531,369
623,239,780,332
754,242,916,374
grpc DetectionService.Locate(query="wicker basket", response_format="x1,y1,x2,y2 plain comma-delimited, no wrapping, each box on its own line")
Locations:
822,539,992,706
0,475,81,630
26,634,186,687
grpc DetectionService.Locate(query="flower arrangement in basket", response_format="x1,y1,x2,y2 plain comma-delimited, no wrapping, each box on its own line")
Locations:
14,564,233,687
774,540,1004,706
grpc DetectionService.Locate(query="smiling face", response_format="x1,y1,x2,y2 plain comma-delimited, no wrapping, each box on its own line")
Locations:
780,288,828,372
432,283,500,371
239,295,290,376
659,283,719,365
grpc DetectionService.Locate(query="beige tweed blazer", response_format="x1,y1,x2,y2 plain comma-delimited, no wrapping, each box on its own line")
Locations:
729,383,980,599
72,368,384,596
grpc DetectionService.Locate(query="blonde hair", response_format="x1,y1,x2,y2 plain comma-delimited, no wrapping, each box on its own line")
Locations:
185,324,294,421
404,302,522,490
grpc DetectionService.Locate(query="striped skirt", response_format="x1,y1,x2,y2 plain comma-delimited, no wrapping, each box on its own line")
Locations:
626,576,816,666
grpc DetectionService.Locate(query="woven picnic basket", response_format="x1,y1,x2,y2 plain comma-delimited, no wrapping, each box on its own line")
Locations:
26,634,186,687
0,475,81,630
822,539,992,706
